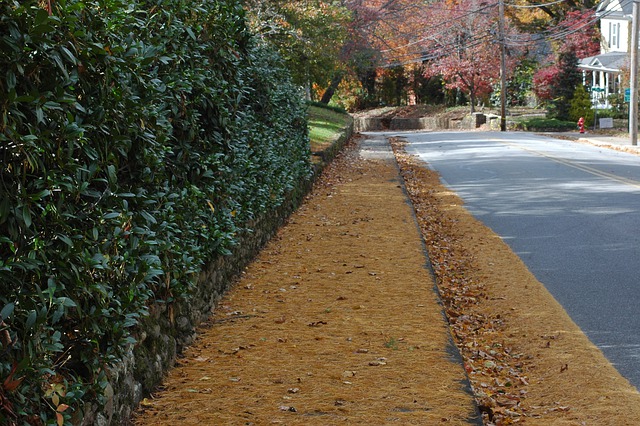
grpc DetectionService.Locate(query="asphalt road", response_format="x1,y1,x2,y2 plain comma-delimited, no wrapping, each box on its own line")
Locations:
392,130,640,390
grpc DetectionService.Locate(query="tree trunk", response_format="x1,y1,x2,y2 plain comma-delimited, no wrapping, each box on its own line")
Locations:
320,73,344,104
470,90,476,113
539,6,557,19
359,68,378,107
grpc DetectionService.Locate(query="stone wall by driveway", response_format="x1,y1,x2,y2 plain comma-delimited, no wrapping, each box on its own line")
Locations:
354,113,497,132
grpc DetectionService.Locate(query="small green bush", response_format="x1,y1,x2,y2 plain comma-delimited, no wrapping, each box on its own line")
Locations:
0,0,310,423
593,108,619,120
607,93,628,118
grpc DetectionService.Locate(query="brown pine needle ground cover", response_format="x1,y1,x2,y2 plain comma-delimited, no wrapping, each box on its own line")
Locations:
133,133,640,426
133,135,480,425
390,136,640,425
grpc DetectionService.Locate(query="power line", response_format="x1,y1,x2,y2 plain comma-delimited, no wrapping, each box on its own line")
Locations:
378,1,499,53
380,32,497,67
377,0,618,65
504,0,629,46
505,0,567,8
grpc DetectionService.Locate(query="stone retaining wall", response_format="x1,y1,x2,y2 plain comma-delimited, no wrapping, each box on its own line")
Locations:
83,122,354,426
354,113,493,132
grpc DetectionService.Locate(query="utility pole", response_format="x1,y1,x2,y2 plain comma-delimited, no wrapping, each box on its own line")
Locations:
631,1,640,145
498,0,507,132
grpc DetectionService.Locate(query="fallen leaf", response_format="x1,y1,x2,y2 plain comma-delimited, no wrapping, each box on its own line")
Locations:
140,398,155,408
369,358,387,366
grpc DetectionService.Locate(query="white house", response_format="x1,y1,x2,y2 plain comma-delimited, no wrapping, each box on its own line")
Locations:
578,0,632,106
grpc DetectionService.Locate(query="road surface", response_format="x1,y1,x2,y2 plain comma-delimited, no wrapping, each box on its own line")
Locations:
395,130,640,390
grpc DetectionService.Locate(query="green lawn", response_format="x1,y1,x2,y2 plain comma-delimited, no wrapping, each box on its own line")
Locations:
308,104,352,152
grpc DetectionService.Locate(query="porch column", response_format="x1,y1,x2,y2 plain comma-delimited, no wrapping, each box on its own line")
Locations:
619,74,622,92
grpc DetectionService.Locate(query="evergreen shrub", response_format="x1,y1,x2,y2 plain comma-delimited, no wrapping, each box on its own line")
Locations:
569,85,594,127
0,0,310,423
518,117,577,132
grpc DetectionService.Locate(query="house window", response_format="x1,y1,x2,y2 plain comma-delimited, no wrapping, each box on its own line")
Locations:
610,22,620,49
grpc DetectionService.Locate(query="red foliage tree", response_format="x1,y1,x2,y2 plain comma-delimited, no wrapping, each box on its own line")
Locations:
420,0,518,112
532,9,600,104
532,64,559,101
320,0,438,106
557,9,600,59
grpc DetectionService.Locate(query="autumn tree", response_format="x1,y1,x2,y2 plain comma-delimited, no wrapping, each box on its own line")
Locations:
243,0,350,99
547,49,582,119
553,9,600,58
508,0,598,30
506,59,536,106
532,9,600,109
338,0,524,111
244,0,419,105
335,0,436,107
245,0,601,111
245,0,462,108
419,0,515,112
532,65,558,102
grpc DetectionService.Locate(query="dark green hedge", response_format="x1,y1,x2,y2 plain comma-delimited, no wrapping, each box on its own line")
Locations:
516,118,577,132
0,0,310,424
306,100,348,114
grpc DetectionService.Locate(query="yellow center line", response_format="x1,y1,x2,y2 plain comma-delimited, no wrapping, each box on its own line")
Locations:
499,140,640,189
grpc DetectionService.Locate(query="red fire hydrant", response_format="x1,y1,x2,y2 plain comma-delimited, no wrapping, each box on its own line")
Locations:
577,117,585,134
